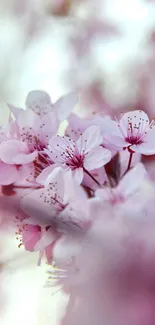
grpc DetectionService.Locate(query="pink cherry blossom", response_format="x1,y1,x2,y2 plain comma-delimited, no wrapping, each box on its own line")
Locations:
104,110,155,155
10,89,78,122
66,113,114,141
20,167,90,232
0,90,78,181
17,222,59,265
47,126,111,183
56,181,155,325
96,163,147,205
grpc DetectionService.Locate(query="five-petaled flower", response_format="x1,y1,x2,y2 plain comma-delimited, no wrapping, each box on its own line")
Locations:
47,126,111,183
103,110,155,155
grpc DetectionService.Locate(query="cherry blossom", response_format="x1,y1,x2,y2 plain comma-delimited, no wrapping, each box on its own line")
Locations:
0,90,78,185
21,224,59,265
20,167,90,232
95,163,147,205
2,87,155,325
66,113,114,141
10,89,78,122
47,126,111,183
104,110,155,155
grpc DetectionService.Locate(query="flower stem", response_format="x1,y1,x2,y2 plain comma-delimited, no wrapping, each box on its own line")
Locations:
126,152,133,172
83,168,101,187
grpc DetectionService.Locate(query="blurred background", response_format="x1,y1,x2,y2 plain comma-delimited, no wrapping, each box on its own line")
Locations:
0,0,155,324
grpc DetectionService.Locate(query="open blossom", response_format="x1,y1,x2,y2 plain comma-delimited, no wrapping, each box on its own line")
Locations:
95,163,147,205
10,89,78,122
66,113,114,141
20,167,90,231
104,110,155,155
2,86,155,325
8,90,78,157
19,167,90,264
0,90,78,185
47,126,111,183
20,223,59,265
56,180,155,325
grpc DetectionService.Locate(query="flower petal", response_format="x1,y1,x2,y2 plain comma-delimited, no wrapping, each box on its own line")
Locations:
8,104,22,119
22,224,41,251
77,126,103,153
0,140,28,164
118,163,148,197
72,168,84,185
26,90,52,115
36,164,58,185
48,135,76,163
34,227,57,251
119,110,149,137
20,188,58,226
131,142,155,155
103,135,129,150
84,147,111,170
54,92,78,122
12,151,38,164
0,162,19,185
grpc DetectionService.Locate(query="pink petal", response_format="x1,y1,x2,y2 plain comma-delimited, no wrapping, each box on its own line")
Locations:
84,147,111,171
83,166,107,190
130,128,155,155
67,113,90,140
72,168,84,184
59,202,90,233
103,135,129,150
130,142,155,155
96,188,112,201
45,240,57,264
20,188,58,226
0,162,19,185
120,150,141,177
26,90,52,115
54,92,78,122
0,140,28,164
13,151,38,164
77,126,103,153
22,224,41,251
48,135,76,163
118,163,148,197
36,164,57,185
8,104,22,119
17,109,36,129
34,113,59,144
21,167,65,226
63,169,85,203
119,110,149,137
53,234,82,264
45,167,65,200
67,115,113,141
100,118,121,135
34,227,57,251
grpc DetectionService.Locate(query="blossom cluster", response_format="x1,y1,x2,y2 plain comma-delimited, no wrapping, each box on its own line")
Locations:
1,90,155,324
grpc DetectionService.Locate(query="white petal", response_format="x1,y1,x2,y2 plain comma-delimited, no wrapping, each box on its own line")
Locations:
54,92,78,122
118,163,147,197
84,147,111,170
77,126,103,153
26,90,52,115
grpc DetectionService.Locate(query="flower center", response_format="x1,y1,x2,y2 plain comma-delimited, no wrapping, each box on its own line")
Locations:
125,136,143,145
66,154,84,169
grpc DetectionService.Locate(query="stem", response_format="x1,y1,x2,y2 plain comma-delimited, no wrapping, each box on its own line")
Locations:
126,152,133,172
83,168,101,187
